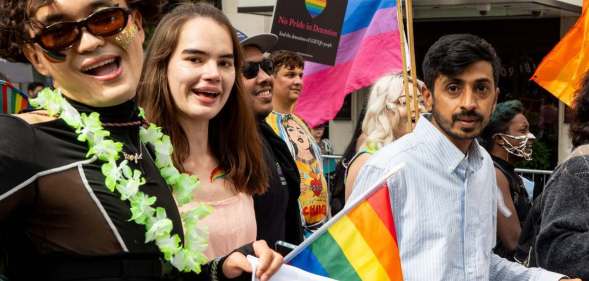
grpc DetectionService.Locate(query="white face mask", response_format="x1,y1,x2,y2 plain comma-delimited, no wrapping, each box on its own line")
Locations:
495,132,536,161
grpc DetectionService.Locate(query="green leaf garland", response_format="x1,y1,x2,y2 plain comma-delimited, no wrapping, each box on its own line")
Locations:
30,88,212,273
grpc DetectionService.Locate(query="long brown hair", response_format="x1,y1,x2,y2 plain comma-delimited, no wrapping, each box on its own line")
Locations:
137,2,268,195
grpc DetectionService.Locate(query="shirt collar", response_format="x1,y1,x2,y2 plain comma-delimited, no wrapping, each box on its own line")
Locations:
414,114,485,173
271,111,292,118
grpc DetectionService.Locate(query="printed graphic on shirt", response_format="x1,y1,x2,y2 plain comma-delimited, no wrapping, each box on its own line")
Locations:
283,118,328,226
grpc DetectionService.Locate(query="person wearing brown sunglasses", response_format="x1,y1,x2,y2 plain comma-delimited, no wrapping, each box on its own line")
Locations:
0,1,283,280
19,1,145,107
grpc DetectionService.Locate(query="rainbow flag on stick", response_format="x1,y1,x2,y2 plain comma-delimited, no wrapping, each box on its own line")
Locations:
285,164,404,281
1,80,29,114
295,0,403,128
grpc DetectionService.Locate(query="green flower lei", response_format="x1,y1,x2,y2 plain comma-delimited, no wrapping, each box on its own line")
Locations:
30,88,212,273
365,140,380,155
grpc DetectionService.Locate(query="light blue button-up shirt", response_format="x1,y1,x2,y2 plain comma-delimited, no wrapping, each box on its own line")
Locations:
350,114,564,281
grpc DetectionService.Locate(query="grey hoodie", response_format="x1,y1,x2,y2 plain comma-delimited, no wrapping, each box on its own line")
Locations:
535,144,589,279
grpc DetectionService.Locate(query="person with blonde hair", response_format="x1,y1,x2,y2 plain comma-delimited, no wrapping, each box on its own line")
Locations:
344,73,426,199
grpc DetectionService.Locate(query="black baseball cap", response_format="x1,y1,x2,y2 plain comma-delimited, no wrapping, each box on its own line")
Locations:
236,30,278,53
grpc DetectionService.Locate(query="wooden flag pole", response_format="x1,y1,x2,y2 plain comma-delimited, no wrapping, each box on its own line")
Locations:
396,1,412,132
405,0,420,125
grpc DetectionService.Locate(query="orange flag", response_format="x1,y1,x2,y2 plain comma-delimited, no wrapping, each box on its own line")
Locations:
532,4,588,106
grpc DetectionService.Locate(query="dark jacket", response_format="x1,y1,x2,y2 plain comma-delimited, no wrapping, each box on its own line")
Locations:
254,121,304,247
535,145,589,279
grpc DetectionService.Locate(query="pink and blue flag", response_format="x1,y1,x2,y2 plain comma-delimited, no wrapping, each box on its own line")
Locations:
294,0,403,128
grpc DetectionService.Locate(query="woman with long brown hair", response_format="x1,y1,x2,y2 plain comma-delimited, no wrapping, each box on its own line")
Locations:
137,2,268,259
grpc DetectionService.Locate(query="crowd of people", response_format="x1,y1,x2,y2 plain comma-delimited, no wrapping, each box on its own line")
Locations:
0,0,587,280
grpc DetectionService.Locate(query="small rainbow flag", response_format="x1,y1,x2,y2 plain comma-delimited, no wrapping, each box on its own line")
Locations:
1,80,29,114
286,165,404,281
306,0,327,18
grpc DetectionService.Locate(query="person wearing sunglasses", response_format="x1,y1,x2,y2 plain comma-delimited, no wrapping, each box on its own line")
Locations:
237,31,304,251
0,1,283,280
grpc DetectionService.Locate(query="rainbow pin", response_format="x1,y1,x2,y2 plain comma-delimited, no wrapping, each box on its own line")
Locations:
209,166,226,183
305,0,327,18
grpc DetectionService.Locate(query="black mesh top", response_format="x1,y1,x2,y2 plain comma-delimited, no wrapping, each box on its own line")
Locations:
0,99,216,280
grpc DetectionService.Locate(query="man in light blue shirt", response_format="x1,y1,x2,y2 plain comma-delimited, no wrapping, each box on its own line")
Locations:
350,34,576,281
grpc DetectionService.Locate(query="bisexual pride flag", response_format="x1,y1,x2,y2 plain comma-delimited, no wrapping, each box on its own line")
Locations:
285,164,404,281
295,0,403,128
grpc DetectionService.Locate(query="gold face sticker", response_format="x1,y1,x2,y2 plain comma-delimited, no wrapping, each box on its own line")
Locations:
114,23,138,50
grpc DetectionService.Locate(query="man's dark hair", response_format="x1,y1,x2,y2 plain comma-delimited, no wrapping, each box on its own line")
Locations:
270,50,304,74
480,100,524,150
570,71,589,148
422,34,501,92
27,82,44,93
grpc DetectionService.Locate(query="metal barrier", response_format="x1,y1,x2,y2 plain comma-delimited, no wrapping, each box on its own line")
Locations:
514,168,553,199
321,155,342,189
321,154,342,160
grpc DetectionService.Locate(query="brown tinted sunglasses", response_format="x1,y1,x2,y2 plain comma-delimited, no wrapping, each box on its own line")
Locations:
27,7,130,53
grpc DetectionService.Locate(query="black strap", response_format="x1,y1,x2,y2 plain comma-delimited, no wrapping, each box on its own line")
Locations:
492,160,525,196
